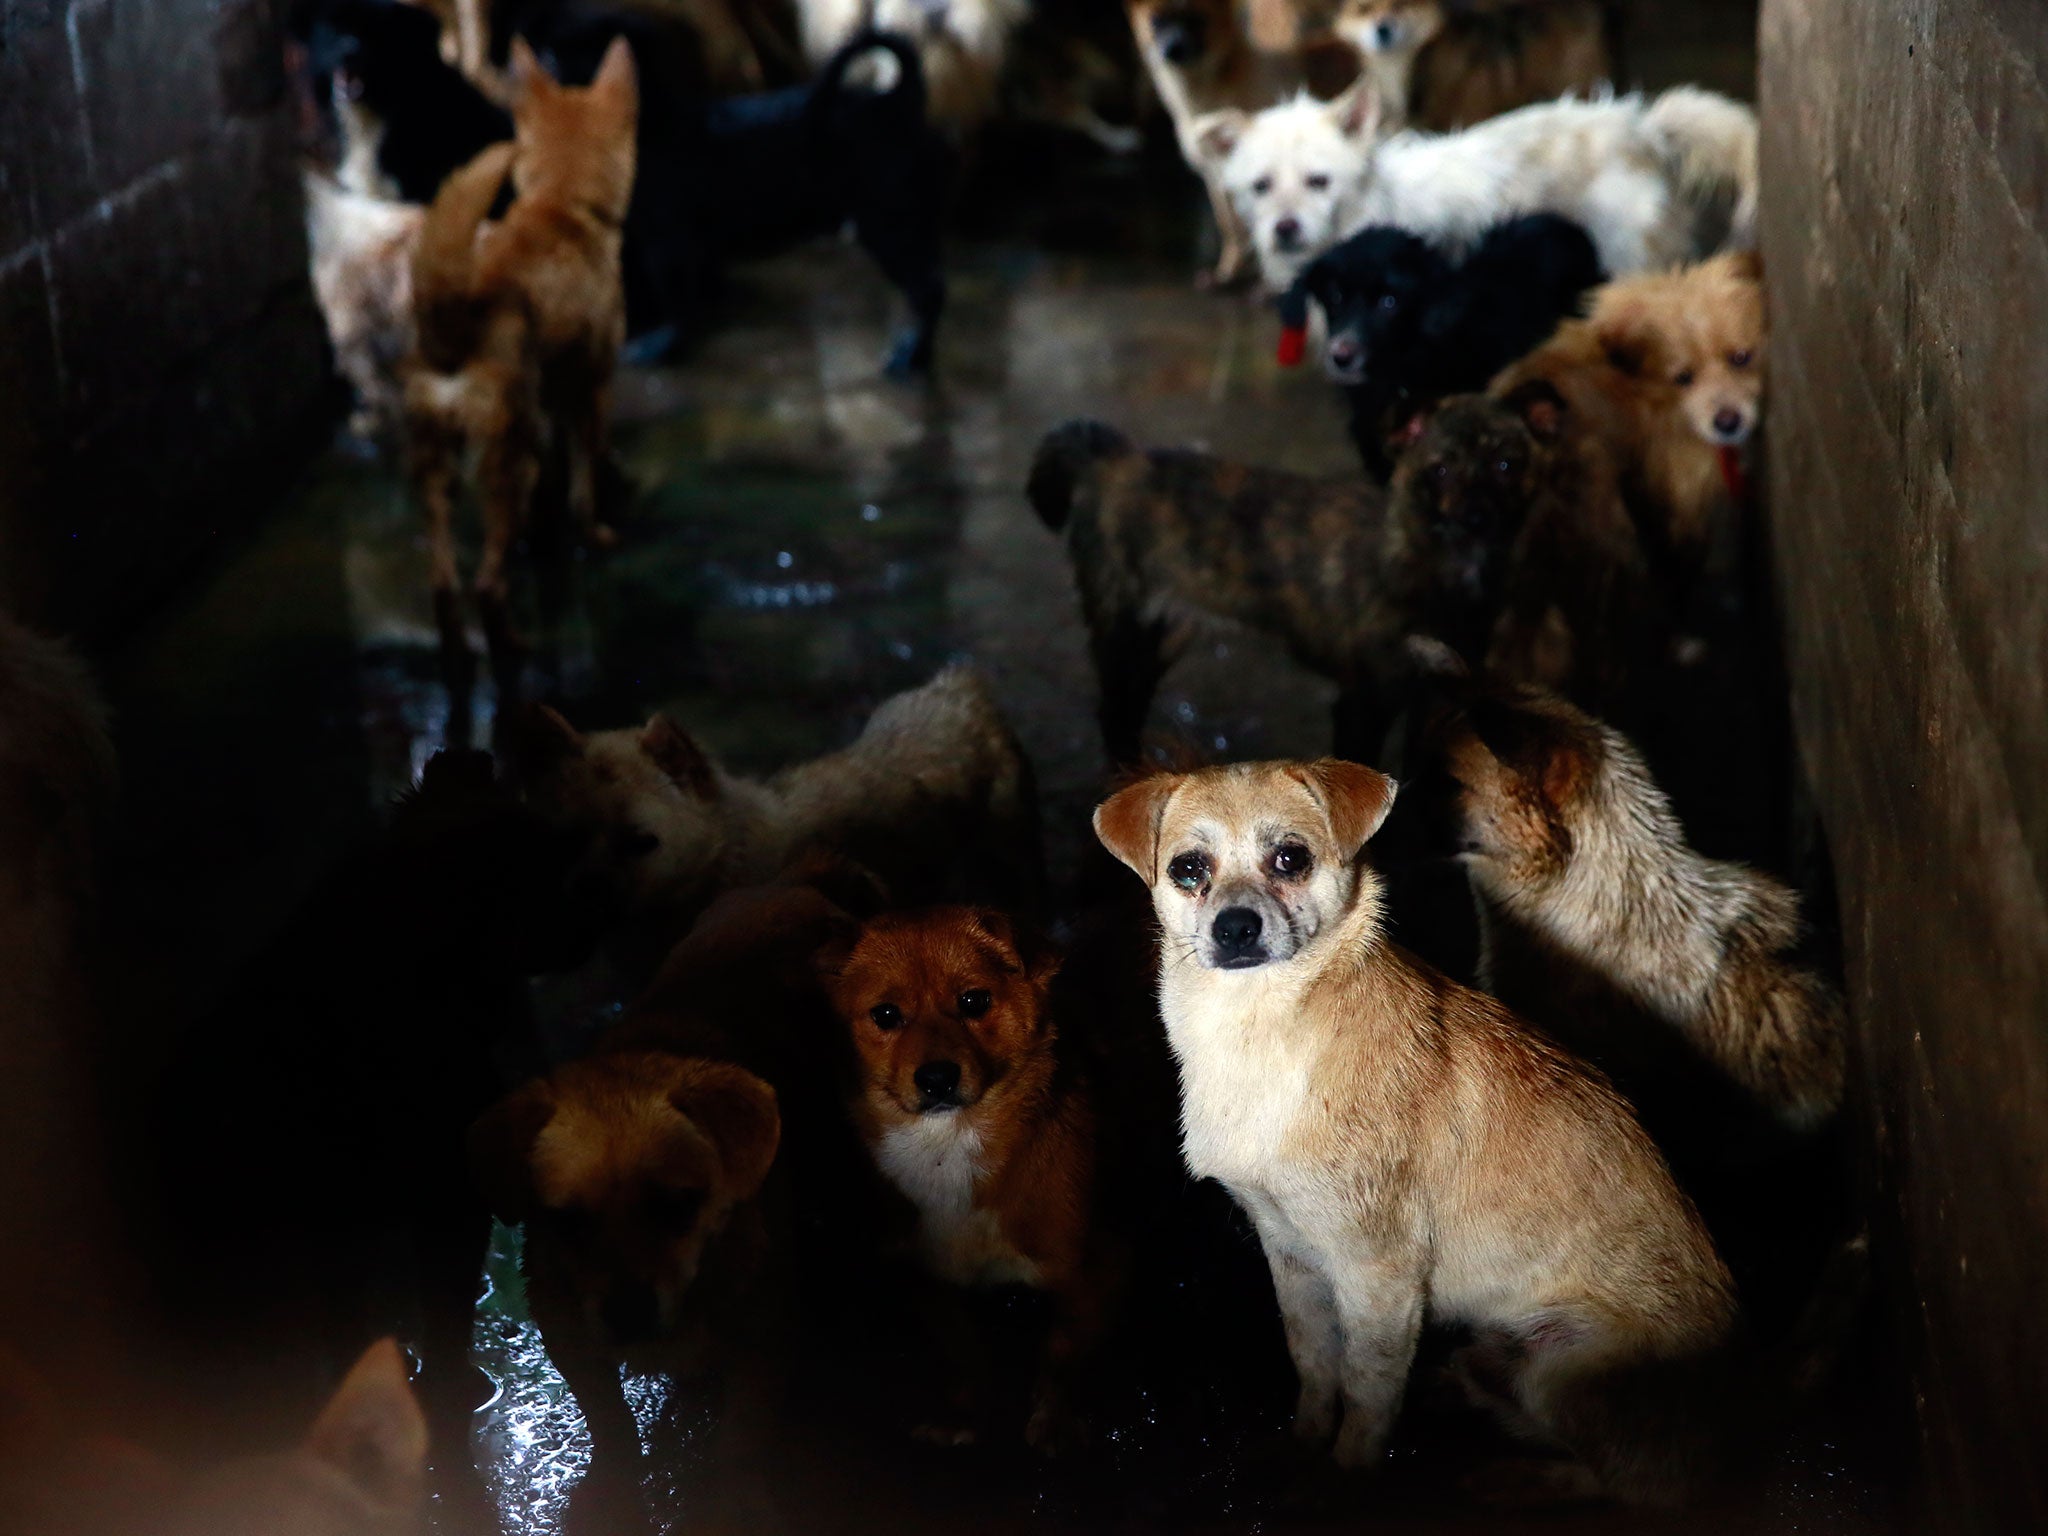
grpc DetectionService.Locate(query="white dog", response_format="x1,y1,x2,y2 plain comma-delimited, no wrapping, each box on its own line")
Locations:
1197,84,1758,293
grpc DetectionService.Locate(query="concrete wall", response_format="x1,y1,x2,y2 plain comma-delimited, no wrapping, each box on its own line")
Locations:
0,0,328,633
1759,2,2048,1530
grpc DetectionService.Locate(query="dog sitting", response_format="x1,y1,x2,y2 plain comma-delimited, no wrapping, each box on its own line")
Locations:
1280,212,1603,475
304,168,423,443
1196,84,1757,294
1335,0,1618,133
515,666,1038,974
1093,759,1740,1504
797,0,1029,136
1418,671,1844,1134
833,906,1115,1446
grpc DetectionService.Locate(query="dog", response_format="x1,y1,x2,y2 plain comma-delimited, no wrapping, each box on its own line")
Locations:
403,38,635,663
304,168,423,443
797,0,1030,135
1028,418,1415,762
1092,759,1740,1503
1417,671,1844,1134
514,665,1039,973
1335,0,1618,133
1196,84,1758,293
1,1338,427,1536
833,905,1115,1446
1280,211,1603,474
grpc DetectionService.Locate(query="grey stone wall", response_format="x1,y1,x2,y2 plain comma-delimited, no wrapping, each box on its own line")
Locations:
0,0,328,632
1759,1,2048,1529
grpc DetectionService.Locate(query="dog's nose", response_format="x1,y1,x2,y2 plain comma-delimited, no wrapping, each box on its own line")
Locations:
1212,906,1264,955
1273,217,1303,250
1712,407,1745,439
602,1288,660,1344
1329,336,1360,371
914,1059,962,1104
1374,20,1398,47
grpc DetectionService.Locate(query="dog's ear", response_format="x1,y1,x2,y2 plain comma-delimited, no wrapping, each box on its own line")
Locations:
1190,109,1249,167
1722,248,1764,283
1329,75,1383,141
967,908,1063,990
508,36,552,99
591,33,638,111
1093,773,1181,884
1463,694,1589,812
1293,759,1397,858
1500,378,1568,443
670,1061,780,1201
467,1081,555,1223
303,1339,428,1513
640,715,719,799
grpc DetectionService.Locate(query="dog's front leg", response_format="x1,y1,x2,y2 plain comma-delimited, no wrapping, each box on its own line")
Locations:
1201,175,1255,289
1244,1195,1343,1445
1325,1245,1426,1471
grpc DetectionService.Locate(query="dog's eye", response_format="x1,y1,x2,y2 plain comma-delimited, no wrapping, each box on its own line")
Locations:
1378,293,1399,312
1167,851,1210,892
957,989,993,1018
650,1188,706,1231
869,1002,904,1031
1306,173,1330,191
1673,368,1696,387
1493,458,1513,480
1251,176,1273,196
1728,348,1753,368
1270,842,1314,878
614,828,660,858
1430,461,1451,483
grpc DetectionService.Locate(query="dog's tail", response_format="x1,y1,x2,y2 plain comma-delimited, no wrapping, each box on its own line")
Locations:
1026,419,1135,534
1644,86,1759,251
810,27,927,121
411,140,517,367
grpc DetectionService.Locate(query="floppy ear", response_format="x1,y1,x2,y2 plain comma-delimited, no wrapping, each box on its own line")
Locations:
640,715,719,798
591,33,638,110
304,1339,428,1513
467,1081,555,1223
1093,773,1181,884
670,1061,780,1201
1499,378,1568,443
1292,759,1397,858
1330,75,1382,141
1191,109,1249,167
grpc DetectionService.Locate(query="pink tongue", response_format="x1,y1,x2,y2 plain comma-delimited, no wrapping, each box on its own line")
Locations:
1276,326,1307,368
1717,444,1749,503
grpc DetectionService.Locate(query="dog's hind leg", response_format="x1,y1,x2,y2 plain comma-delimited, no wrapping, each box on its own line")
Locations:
475,392,539,662
857,219,946,377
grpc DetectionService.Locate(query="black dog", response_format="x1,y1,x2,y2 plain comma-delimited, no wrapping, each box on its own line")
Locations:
1280,213,1602,477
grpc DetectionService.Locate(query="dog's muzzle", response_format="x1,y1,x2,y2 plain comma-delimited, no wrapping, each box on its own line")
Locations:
1206,905,1270,969
1325,331,1367,383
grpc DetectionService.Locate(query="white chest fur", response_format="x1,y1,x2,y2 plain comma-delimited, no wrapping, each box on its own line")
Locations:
874,1114,1040,1289
1160,972,1318,1188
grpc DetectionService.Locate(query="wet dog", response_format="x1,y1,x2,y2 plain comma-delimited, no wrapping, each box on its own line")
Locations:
1283,212,1602,474
515,666,1039,974
1093,759,1740,1504
1196,85,1757,293
1418,672,1844,1133
303,168,423,443
1335,0,1618,133
834,906,1115,1446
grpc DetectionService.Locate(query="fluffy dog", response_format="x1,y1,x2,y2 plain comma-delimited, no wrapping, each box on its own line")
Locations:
834,906,1114,1445
1335,0,1618,132
797,0,1030,135
1420,674,1844,1132
304,168,423,442
1282,211,1603,474
1197,84,1758,293
1093,759,1739,1503
515,666,1038,971
404,39,635,659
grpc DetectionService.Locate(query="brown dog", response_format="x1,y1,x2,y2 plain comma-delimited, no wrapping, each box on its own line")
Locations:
1094,759,1739,1504
1336,0,1617,133
1420,673,1844,1133
833,906,1114,1446
404,37,636,658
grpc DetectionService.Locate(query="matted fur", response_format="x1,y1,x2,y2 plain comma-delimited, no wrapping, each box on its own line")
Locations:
1094,760,1739,1502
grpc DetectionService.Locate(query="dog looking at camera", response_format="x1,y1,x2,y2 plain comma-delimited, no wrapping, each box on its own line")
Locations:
1093,759,1739,1503
1335,0,1619,134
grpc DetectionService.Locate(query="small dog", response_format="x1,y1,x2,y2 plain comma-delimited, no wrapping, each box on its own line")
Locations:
797,0,1030,135
404,38,636,658
1418,672,1844,1131
1335,0,1618,133
1282,212,1603,474
833,906,1114,1445
1026,418,1406,761
1196,84,1757,293
1093,759,1739,1503
303,168,423,442
515,666,1038,971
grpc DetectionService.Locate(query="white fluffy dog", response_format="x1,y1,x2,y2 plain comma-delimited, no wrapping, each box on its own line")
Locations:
1197,84,1758,293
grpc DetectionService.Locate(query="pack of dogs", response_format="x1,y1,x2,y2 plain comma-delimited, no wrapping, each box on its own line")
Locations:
1,1,1860,1531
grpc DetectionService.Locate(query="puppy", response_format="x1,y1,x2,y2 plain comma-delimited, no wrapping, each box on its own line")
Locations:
304,168,423,443
1336,0,1618,133
797,0,1030,135
1420,674,1844,1132
1197,84,1757,293
1282,211,1603,474
834,906,1114,1445
1093,760,1739,1503
1026,418,1407,762
1125,0,1332,287
515,666,1038,972
404,39,635,659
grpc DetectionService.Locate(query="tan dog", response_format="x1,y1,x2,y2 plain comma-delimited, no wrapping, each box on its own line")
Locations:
305,168,423,443
516,666,1039,972
834,906,1114,1445
1094,759,1739,1504
1423,674,1844,1132
1336,0,1615,133
404,38,636,657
